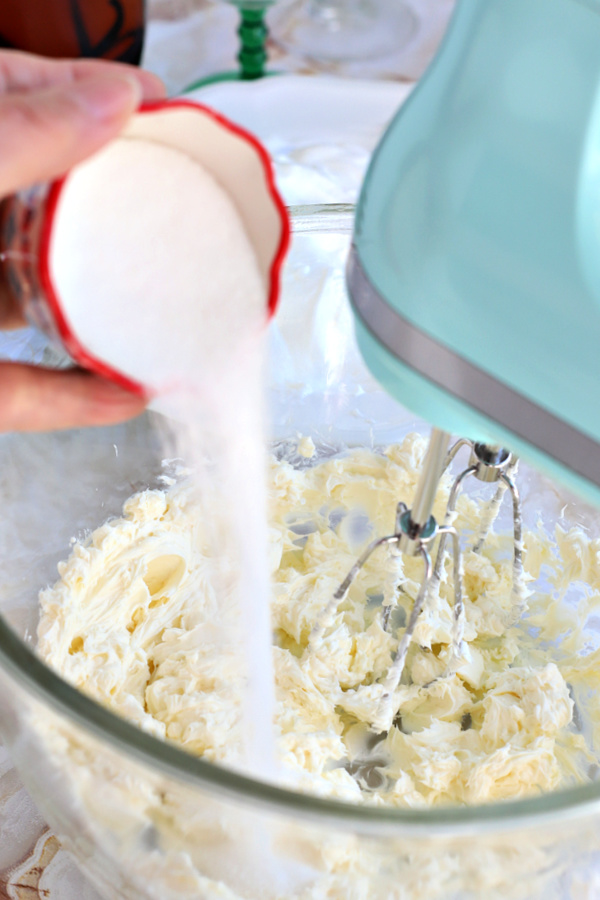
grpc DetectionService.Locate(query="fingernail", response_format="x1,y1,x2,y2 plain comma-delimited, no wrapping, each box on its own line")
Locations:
70,74,143,122
137,69,167,100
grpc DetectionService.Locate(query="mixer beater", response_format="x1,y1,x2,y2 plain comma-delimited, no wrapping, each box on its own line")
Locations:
307,428,525,733
432,440,525,624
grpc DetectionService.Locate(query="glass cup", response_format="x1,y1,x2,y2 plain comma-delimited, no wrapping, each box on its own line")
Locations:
268,0,417,64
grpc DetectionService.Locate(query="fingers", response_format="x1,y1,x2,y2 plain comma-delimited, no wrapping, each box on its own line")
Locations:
0,363,147,431
0,50,165,101
0,51,166,328
0,52,162,431
73,59,166,102
0,72,146,195
0,50,167,196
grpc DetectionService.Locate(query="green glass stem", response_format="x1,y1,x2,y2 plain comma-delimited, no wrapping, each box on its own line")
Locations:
237,6,269,80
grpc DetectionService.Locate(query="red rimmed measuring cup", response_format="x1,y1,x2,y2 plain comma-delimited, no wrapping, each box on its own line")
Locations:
0,99,290,399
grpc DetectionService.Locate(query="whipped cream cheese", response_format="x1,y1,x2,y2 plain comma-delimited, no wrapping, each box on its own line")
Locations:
38,433,596,807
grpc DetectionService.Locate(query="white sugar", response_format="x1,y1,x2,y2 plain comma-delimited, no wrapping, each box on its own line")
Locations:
49,138,266,401
49,138,276,778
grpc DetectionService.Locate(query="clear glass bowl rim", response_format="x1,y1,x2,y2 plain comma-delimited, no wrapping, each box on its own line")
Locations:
2,203,600,839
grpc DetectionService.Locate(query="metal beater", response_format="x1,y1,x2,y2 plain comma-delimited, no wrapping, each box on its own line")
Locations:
308,428,525,732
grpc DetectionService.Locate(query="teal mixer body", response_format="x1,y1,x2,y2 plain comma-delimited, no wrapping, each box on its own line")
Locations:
348,0,600,504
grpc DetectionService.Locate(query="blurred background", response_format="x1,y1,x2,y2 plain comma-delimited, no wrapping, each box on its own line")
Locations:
144,0,455,92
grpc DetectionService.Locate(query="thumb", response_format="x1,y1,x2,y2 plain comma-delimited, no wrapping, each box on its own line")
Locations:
0,73,142,196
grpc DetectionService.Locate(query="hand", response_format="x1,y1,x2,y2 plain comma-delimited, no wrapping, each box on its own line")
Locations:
0,50,166,432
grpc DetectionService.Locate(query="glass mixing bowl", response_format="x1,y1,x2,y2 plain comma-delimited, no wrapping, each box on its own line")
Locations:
0,203,599,900
1,75,600,900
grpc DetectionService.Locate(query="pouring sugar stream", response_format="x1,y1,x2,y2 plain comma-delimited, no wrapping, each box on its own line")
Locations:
0,99,290,778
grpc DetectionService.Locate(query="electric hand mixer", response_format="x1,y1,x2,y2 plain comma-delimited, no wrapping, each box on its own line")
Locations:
312,0,600,733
